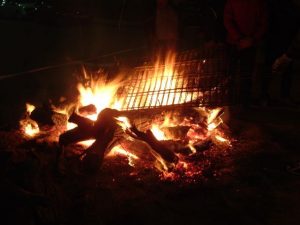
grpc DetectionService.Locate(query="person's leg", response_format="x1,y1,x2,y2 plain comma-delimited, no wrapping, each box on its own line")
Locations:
261,65,271,99
239,48,256,106
281,62,293,99
227,46,239,104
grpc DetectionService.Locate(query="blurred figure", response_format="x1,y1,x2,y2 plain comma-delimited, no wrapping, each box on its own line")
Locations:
264,0,300,105
272,29,300,102
273,30,300,66
180,0,225,50
224,0,268,106
154,0,180,52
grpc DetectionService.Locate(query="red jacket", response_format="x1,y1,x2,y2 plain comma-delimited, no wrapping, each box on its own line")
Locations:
224,0,268,45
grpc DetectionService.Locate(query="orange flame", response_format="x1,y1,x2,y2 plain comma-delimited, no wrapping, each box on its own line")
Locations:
151,124,168,140
26,103,35,114
124,52,200,110
77,76,124,121
116,116,132,131
20,103,40,137
22,121,40,137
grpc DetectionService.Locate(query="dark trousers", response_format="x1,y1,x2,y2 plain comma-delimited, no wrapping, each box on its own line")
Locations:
263,57,293,100
229,47,256,105
280,63,293,98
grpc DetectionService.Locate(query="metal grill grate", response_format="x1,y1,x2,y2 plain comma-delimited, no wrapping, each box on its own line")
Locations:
119,46,233,111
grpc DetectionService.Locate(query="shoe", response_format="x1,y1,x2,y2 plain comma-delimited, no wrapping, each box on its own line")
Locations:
279,97,299,108
260,98,269,107
287,162,300,176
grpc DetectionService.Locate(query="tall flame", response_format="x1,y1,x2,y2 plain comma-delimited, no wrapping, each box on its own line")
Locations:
124,52,200,110
77,76,124,121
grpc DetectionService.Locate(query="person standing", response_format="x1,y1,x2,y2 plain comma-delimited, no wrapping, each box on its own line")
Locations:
264,0,300,105
155,0,180,52
224,0,268,106
180,0,225,50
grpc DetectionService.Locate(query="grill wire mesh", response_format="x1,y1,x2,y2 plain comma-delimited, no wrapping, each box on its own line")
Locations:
119,46,234,111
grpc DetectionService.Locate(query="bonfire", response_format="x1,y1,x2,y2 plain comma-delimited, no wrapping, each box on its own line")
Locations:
19,51,232,182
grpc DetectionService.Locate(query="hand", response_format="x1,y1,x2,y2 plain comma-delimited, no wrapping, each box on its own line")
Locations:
238,37,254,50
272,54,292,74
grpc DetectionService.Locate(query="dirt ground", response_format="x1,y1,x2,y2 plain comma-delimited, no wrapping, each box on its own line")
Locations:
1,104,300,225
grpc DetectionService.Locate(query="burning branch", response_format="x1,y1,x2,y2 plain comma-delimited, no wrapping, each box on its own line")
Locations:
127,125,179,165
59,108,121,172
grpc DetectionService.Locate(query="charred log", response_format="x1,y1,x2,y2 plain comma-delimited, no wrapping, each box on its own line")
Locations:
82,126,117,173
94,108,121,132
59,127,94,146
128,126,178,164
78,104,97,116
59,108,121,172
159,140,191,155
30,103,54,126
59,108,120,147
81,109,120,173
30,103,67,126
68,112,94,129
171,140,212,154
161,126,190,140
194,140,213,152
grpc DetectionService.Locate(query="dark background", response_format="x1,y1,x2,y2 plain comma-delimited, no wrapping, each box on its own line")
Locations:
0,0,299,127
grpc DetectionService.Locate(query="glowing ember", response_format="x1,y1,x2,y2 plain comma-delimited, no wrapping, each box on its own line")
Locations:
67,122,77,130
22,121,40,137
78,139,96,147
116,116,132,131
188,143,197,154
207,108,222,125
207,119,222,131
215,135,227,143
151,125,168,140
20,103,40,137
107,145,139,167
214,134,232,147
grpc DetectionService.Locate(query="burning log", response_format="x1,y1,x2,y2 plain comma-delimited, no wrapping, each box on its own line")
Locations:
59,109,120,146
82,125,117,173
59,108,121,172
159,139,212,155
161,126,190,140
59,127,94,146
78,104,97,116
68,112,94,129
81,109,120,173
128,126,178,164
59,112,94,146
30,103,55,126
159,140,191,155
30,103,67,126
178,140,212,153
194,140,213,152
